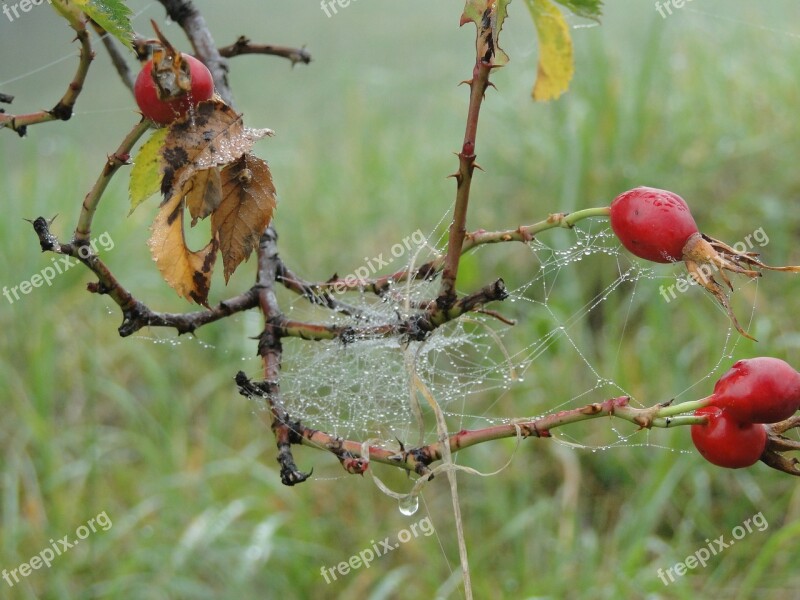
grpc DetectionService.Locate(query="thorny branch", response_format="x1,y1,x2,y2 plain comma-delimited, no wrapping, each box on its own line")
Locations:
0,13,93,136
234,380,800,479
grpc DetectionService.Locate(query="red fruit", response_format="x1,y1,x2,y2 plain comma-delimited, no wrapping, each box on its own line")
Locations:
691,406,767,468
712,357,800,424
609,186,699,263
134,54,214,125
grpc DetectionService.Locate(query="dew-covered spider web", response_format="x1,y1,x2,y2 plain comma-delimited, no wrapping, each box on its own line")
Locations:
249,210,758,459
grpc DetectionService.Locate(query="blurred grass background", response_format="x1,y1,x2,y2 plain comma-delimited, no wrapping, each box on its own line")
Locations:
2,1,800,598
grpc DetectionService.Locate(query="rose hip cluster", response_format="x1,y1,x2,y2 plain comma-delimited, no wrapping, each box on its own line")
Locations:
691,358,800,468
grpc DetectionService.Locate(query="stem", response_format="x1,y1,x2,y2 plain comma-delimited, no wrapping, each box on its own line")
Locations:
233,383,712,476
218,36,312,66
463,207,611,250
92,22,136,92
286,207,611,297
74,119,151,242
1,17,94,135
440,59,493,305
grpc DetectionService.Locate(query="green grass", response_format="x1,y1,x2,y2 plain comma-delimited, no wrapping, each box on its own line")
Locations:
2,1,800,598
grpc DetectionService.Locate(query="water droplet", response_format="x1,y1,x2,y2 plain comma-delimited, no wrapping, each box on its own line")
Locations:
398,495,419,516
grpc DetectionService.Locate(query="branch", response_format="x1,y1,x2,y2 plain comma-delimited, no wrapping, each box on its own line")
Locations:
156,0,233,105
439,59,494,306
274,278,507,342
0,16,93,136
254,226,312,485
74,119,151,242
218,36,312,66
29,216,261,336
234,382,712,477
91,21,136,92
281,207,611,297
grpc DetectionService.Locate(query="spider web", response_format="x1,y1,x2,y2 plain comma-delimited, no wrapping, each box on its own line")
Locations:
259,213,755,455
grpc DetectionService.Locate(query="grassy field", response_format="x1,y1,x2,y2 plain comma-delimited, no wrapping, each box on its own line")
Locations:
2,1,800,598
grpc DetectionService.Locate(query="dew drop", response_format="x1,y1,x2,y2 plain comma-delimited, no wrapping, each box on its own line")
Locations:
398,495,419,516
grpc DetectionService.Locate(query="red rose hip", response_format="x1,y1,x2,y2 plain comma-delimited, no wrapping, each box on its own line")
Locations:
691,406,767,468
712,357,800,424
609,186,699,263
134,54,214,125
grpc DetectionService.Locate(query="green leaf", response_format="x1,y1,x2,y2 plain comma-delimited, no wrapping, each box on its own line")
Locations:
52,0,134,49
553,0,602,21
460,0,513,66
525,0,574,101
129,127,168,215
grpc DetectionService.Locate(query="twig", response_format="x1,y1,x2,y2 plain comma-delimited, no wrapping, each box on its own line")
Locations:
283,207,611,296
74,119,151,241
29,216,261,336
0,15,93,136
91,21,136,92
219,36,312,66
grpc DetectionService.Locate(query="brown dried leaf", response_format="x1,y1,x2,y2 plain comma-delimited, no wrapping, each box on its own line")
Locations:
185,167,222,226
160,99,272,199
212,154,277,282
148,190,218,305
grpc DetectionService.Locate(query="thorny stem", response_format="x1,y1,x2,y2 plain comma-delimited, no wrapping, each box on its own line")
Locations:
439,59,493,306
233,387,714,477
254,227,312,485
74,119,151,242
0,15,93,136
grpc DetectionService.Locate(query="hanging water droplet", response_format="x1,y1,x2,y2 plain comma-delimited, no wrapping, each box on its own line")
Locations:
398,495,419,516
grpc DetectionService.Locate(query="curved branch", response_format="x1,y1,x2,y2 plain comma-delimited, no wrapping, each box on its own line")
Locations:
74,119,151,242
0,18,94,136
219,36,312,66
